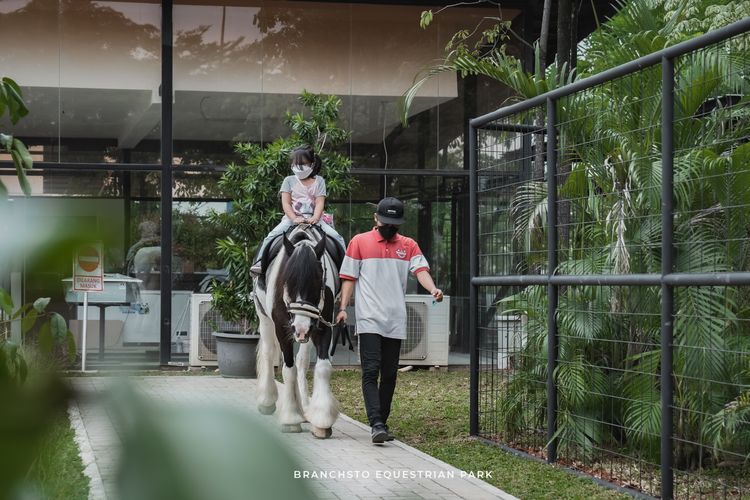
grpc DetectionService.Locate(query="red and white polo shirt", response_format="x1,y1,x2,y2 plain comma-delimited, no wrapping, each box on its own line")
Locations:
339,228,430,339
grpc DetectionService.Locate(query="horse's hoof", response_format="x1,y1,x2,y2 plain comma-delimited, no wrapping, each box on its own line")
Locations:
281,423,303,433
258,404,276,415
311,427,333,439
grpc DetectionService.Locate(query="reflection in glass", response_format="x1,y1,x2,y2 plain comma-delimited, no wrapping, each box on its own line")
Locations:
0,0,161,163
172,1,517,170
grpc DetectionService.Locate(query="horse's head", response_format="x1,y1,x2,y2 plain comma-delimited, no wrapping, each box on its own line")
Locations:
280,230,326,343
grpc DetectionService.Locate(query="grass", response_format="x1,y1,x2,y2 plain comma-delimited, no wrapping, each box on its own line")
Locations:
26,412,89,500
328,368,629,500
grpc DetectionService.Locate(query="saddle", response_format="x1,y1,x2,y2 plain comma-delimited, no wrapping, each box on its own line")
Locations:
255,226,345,290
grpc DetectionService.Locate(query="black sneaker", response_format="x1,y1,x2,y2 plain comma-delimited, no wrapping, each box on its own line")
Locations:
384,424,395,441
371,423,387,444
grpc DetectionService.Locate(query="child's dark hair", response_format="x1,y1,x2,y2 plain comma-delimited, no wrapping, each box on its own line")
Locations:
290,145,322,178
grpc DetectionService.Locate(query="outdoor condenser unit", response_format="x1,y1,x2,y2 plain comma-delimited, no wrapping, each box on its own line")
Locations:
353,295,451,367
189,293,242,367
496,314,527,370
399,295,451,366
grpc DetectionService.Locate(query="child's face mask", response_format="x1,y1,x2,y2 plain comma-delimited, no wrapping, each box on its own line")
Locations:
292,163,313,179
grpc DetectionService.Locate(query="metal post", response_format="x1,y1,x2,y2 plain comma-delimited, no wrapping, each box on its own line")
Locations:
546,97,559,463
98,305,106,360
660,55,675,500
468,123,479,436
160,0,173,366
123,169,131,261
81,292,88,372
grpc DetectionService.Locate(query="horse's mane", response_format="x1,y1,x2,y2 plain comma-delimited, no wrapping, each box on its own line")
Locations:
274,231,323,305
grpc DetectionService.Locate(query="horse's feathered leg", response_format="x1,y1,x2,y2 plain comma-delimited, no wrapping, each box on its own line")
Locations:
307,316,340,438
255,313,278,415
278,337,306,432
295,340,312,412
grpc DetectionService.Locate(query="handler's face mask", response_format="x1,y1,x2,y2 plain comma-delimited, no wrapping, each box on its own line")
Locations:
377,224,399,240
292,163,313,180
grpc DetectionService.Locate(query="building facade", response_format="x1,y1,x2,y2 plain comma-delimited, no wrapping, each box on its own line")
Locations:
0,0,534,367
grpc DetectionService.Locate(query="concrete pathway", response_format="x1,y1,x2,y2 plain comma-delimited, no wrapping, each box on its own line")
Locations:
69,376,516,500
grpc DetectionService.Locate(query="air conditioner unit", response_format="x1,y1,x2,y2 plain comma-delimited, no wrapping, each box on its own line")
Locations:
352,295,451,366
496,314,527,370
400,295,451,366
189,293,242,367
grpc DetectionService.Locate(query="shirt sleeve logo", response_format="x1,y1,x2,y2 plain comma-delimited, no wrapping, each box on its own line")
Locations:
396,248,407,259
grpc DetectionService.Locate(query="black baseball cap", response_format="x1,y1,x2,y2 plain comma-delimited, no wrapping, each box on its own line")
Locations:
376,197,405,225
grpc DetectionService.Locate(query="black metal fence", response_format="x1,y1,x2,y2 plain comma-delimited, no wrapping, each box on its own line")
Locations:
469,18,750,499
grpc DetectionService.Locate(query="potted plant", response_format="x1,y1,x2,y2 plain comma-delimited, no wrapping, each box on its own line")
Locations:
209,91,355,378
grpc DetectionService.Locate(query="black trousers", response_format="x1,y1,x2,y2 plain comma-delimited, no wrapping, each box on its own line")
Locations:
358,333,402,427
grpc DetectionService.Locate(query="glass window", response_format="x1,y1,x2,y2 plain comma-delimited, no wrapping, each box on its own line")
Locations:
0,1,161,164
1,169,163,366
170,1,519,171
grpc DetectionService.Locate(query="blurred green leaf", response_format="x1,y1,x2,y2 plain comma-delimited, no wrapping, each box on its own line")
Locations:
38,322,52,354
33,297,51,313
12,302,33,320
1,77,33,196
21,309,38,335
66,331,77,363
13,138,33,169
0,288,13,316
50,313,67,342
11,149,31,195
2,76,29,124
110,385,317,500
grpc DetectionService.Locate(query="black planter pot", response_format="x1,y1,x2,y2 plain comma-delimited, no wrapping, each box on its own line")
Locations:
212,332,260,378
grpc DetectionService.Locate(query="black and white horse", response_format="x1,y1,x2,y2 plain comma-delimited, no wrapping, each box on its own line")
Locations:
253,225,340,438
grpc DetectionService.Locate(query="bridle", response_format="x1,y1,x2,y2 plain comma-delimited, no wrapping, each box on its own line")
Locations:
287,300,334,328
285,235,335,329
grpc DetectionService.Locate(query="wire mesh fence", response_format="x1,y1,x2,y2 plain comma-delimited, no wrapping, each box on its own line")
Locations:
470,20,750,499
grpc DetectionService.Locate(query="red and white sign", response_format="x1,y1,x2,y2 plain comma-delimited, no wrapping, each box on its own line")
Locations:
73,243,103,292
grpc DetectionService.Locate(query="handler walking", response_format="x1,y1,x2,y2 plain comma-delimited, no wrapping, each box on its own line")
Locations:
337,197,443,444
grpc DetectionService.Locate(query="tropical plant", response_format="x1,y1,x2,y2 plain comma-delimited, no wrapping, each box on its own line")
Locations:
401,10,574,126
403,0,750,481
0,290,77,367
0,77,34,197
208,91,355,334
493,0,750,474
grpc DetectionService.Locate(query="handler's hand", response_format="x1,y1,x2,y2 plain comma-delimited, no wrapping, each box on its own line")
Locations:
336,310,347,324
431,288,444,302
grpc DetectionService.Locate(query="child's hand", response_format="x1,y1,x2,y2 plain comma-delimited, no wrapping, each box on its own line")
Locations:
306,216,319,225
293,216,305,224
